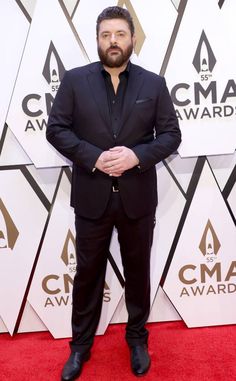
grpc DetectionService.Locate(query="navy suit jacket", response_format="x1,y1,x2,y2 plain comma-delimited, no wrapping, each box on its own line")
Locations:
46,62,181,219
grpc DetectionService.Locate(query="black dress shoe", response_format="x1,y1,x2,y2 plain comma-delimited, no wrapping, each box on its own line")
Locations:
61,351,91,381
130,344,151,377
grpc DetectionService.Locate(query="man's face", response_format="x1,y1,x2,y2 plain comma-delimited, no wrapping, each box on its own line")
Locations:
97,18,135,68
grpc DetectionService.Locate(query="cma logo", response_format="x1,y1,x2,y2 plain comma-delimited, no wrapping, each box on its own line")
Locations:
199,219,221,259
178,220,236,297
171,30,236,119
179,219,222,285
42,229,77,299
42,229,111,307
192,30,216,77
61,229,77,273
0,198,19,253
42,41,65,91
23,41,65,132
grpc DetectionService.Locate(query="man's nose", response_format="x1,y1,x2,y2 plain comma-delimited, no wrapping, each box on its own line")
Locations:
110,33,117,44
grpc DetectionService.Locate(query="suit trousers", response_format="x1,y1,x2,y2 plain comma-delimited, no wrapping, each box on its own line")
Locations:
70,190,156,353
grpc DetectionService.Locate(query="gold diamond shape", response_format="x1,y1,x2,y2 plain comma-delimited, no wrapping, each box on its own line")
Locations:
0,198,19,250
117,0,146,55
61,229,76,266
199,219,221,256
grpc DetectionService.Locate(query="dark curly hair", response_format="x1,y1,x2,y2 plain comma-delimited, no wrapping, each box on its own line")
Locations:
96,6,135,37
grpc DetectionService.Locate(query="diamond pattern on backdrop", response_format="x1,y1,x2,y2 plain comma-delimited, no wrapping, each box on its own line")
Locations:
163,159,236,327
7,0,88,168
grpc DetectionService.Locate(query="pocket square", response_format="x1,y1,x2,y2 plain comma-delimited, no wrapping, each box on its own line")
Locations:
135,98,152,104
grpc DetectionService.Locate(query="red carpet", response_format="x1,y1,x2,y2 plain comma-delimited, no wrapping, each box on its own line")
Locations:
1,321,236,381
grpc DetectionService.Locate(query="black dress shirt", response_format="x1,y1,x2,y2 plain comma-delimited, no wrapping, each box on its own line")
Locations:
101,63,130,139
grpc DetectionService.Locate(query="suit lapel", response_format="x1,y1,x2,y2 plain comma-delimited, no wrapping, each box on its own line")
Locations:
87,62,144,137
118,64,144,136
87,63,111,131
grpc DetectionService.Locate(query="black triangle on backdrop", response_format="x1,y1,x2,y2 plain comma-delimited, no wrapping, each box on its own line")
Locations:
218,0,225,9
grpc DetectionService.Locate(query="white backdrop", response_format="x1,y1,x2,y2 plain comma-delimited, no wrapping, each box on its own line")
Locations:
0,0,235,338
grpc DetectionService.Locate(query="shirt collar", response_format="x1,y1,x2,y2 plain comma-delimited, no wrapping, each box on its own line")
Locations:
100,61,131,78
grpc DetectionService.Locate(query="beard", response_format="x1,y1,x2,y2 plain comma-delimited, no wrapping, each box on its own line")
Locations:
97,42,133,68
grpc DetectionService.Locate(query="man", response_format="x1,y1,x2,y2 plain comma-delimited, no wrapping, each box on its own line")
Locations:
47,6,181,381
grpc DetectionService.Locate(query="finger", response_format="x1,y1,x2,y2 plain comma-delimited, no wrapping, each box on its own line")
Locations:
111,172,122,177
107,153,122,161
109,146,123,153
103,164,114,171
104,160,121,169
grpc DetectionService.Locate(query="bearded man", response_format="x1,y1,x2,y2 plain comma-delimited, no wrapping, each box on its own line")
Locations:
47,6,181,381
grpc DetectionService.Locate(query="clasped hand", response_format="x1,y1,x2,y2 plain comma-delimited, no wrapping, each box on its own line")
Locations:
95,146,139,177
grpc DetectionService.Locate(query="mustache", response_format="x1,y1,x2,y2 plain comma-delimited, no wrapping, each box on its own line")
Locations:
107,45,122,53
